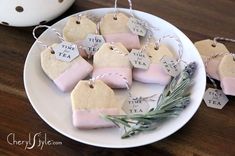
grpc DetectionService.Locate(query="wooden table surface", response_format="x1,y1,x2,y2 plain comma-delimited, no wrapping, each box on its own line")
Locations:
0,0,234,155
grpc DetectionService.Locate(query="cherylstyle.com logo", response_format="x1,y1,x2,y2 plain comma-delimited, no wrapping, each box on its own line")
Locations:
7,132,62,150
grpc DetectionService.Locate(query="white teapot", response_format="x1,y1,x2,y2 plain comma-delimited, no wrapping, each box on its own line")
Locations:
0,0,74,27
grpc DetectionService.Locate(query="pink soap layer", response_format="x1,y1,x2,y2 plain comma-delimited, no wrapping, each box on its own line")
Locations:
202,58,220,80
103,33,140,50
133,64,171,85
75,40,88,58
73,108,119,129
92,67,132,88
220,77,235,96
54,59,93,92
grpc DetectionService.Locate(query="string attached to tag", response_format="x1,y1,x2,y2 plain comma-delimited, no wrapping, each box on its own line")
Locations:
89,73,158,115
126,1,157,38
156,35,185,77
114,0,159,32
212,37,235,47
33,25,80,62
113,0,134,19
33,25,64,50
75,14,82,24
114,0,146,38
158,35,184,62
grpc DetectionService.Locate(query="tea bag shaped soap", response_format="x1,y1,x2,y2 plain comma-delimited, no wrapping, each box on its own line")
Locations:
194,39,229,80
93,42,132,88
63,16,97,57
133,43,174,85
100,13,140,50
218,54,235,96
41,44,93,92
71,80,120,129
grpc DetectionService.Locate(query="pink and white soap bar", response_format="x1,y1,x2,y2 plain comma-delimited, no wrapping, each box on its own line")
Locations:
133,64,171,85
194,39,229,80
71,80,120,129
93,42,132,88
100,13,140,50
133,43,175,85
41,44,93,92
218,54,235,96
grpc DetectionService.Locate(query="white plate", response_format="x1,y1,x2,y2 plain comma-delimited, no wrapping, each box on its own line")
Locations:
24,8,206,148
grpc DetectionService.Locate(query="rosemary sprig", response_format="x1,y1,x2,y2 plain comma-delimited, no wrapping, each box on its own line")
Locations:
104,62,197,138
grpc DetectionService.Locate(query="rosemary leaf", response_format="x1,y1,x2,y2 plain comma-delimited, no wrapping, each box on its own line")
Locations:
104,62,197,139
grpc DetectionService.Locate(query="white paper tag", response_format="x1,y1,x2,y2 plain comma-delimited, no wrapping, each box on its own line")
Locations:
204,88,229,109
127,17,147,37
128,49,150,69
83,34,105,55
122,96,150,114
52,41,79,62
160,56,181,77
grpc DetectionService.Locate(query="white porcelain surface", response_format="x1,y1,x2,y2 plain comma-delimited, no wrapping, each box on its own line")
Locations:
24,8,206,148
0,0,74,27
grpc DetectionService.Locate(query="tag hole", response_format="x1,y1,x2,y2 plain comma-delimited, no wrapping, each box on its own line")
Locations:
211,44,216,47
51,50,55,54
149,55,152,58
76,21,80,24
154,46,159,50
15,6,24,12
113,17,117,20
1,21,9,26
39,20,47,25
89,84,94,89
110,46,114,50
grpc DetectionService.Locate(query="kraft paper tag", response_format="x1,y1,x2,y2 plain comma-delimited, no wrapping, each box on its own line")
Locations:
160,56,181,77
194,39,229,80
83,34,105,55
128,49,150,69
122,96,150,114
204,88,228,109
71,80,120,110
127,17,147,37
52,41,79,62
63,16,97,42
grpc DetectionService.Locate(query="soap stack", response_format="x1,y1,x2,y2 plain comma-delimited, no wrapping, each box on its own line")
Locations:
38,12,180,129
195,39,235,96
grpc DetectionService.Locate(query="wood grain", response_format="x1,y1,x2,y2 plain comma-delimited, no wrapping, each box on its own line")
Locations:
0,0,235,155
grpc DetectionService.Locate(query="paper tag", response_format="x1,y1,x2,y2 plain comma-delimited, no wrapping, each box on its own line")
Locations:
128,49,150,69
127,17,147,37
122,96,150,114
83,34,105,55
52,41,79,62
160,56,181,77
204,88,229,109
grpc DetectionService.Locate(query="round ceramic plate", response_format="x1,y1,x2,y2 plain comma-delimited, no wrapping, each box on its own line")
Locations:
24,8,206,148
